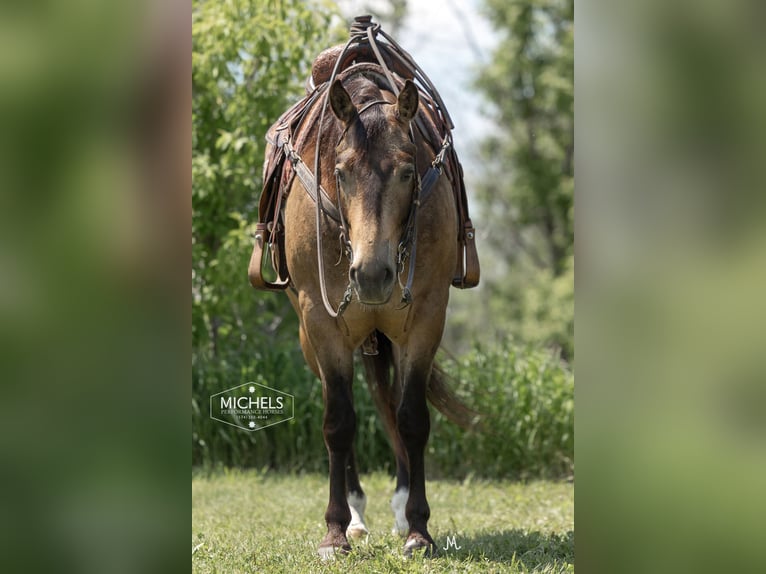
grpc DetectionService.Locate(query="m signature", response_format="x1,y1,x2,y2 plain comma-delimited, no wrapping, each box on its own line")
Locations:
443,535,462,551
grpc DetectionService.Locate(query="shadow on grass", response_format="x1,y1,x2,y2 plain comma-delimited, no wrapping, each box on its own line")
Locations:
439,529,573,570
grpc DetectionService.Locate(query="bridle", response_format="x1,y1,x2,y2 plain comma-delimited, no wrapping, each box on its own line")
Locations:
252,16,480,303
313,89,450,318
316,96,424,318
310,20,451,318
267,16,454,317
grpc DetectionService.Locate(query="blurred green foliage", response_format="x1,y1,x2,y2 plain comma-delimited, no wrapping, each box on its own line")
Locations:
577,2,766,572
194,340,574,480
452,0,574,360
192,0,339,359
192,0,338,459
0,2,190,572
430,344,574,480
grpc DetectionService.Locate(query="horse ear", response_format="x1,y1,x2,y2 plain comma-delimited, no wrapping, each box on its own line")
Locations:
396,80,419,123
329,79,355,125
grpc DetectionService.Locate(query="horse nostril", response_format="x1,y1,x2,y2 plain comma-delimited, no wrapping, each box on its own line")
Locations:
350,263,394,291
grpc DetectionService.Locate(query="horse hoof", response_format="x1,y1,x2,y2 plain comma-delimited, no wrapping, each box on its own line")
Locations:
317,543,351,560
346,523,369,540
403,535,435,558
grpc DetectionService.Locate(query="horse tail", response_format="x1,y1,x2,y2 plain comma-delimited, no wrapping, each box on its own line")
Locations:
426,361,477,430
361,331,476,433
361,332,404,461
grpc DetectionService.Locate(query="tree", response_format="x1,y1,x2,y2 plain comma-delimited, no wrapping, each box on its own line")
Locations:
192,0,344,464
192,0,340,351
192,0,340,371
471,0,574,358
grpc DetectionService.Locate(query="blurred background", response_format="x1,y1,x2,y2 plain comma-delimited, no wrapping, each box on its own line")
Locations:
577,1,766,572
191,0,574,479
2,0,763,571
0,1,190,572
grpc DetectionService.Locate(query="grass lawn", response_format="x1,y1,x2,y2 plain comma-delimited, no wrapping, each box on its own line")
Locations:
192,470,573,573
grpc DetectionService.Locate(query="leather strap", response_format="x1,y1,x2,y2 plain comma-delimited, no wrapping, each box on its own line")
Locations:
312,33,359,318
281,135,341,223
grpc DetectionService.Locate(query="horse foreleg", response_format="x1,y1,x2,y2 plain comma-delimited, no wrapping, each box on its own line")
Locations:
319,354,356,558
397,358,436,556
318,368,355,559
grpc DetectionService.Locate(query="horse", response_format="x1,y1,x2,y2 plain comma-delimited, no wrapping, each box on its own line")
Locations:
250,24,478,557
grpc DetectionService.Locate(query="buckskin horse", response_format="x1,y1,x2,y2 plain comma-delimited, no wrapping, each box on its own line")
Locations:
249,17,479,558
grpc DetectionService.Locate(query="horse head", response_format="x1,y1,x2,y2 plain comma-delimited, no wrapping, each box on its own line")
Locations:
328,77,420,305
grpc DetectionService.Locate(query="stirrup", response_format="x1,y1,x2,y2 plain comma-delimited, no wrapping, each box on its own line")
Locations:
248,223,290,291
452,221,480,289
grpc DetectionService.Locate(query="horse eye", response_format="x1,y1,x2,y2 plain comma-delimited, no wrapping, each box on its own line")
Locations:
334,167,345,182
400,168,415,182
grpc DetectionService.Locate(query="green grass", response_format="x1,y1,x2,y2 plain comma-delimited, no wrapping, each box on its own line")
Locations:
192,470,573,573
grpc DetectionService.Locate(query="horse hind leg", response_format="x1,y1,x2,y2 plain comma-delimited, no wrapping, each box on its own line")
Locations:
360,332,410,535
345,450,370,540
387,396,410,536
390,454,409,536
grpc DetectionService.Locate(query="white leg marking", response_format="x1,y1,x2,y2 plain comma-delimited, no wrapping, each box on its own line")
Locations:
390,487,409,536
346,491,369,539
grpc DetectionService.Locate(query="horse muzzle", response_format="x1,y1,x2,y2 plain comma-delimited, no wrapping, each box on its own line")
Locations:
349,259,396,305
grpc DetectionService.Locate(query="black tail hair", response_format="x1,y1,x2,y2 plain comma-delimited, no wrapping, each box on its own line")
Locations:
361,331,477,432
